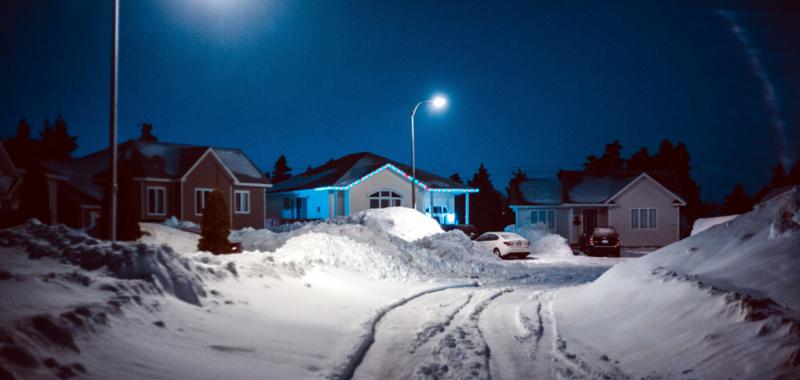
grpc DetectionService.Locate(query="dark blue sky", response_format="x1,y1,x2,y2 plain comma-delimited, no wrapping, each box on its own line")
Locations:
1,0,798,201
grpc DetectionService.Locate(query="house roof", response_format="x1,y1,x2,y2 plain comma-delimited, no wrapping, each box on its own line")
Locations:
756,185,798,206
513,170,685,206
270,152,473,193
44,139,270,202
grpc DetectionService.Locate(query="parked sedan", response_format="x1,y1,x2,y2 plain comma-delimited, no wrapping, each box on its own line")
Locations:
475,232,531,259
579,227,622,257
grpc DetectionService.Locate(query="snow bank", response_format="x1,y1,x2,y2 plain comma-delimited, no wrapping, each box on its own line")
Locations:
0,220,208,305
346,207,443,241
505,223,573,257
554,188,800,378
690,214,738,236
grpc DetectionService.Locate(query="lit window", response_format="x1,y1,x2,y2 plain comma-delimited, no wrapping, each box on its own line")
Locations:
234,190,250,214
147,187,166,215
368,190,402,209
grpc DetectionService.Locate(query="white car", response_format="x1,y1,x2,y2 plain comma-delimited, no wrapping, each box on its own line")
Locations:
474,232,530,259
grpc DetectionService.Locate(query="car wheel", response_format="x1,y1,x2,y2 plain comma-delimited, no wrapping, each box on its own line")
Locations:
493,248,502,259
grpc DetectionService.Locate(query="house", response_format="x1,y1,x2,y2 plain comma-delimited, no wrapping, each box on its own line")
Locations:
266,152,478,224
0,141,65,225
509,171,686,247
44,140,271,230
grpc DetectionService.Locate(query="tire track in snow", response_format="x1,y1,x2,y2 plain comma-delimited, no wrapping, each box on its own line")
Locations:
327,282,478,380
411,293,474,353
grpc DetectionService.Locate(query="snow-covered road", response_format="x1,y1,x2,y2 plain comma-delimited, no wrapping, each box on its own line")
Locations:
351,281,629,380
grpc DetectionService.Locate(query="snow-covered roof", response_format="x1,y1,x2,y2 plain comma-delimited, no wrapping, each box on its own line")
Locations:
517,178,561,205
270,152,472,193
513,171,684,206
44,140,270,202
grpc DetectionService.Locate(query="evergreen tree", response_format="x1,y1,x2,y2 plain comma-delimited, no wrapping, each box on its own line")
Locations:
626,147,652,171
769,163,788,187
19,161,51,224
3,119,35,167
52,114,77,160
271,155,292,183
506,168,528,204
39,119,54,159
467,164,505,232
449,173,464,184
788,160,800,185
584,140,625,171
139,123,158,142
722,184,752,215
198,190,233,254
99,167,142,240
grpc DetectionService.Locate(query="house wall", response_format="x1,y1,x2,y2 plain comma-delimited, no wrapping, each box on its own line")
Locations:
348,169,425,213
137,180,180,223
230,185,265,229
608,178,680,247
267,189,329,220
513,206,570,239
180,153,265,229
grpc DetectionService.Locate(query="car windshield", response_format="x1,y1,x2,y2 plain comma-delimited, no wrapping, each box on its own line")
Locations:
594,227,617,236
499,233,522,240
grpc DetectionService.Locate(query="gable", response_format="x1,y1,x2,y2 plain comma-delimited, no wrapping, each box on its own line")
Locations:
181,149,238,184
609,174,686,207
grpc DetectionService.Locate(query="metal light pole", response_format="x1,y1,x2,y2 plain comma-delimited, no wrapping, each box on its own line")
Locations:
109,0,119,242
409,96,447,210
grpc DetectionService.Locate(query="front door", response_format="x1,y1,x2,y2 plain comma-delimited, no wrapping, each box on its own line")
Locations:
296,198,307,219
583,209,597,234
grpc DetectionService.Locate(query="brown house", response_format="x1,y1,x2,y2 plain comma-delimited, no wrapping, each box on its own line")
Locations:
45,140,271,230
0,141,65,225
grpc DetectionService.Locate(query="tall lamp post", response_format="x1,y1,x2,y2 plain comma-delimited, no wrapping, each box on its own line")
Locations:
409,95,447,210
109,0,119,242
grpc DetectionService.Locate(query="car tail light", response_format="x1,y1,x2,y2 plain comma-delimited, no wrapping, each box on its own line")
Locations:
503,241,513,246
588,237,594,245
616,240,622,247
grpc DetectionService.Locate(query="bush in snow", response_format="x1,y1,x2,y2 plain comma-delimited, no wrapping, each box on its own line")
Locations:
198,189,233,254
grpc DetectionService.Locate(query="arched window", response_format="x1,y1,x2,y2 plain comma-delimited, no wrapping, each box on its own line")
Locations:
369,190,402,208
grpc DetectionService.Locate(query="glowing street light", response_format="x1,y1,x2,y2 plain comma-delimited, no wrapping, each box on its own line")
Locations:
409,95,448,210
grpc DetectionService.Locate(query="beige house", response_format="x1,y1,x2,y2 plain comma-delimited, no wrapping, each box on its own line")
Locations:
266,152,477,225
510,171,686,247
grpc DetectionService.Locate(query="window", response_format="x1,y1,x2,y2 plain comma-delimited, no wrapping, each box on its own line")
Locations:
195,188,213,215
234,190,250,214
477,234,498,242
631,208,657,229
368,190,402,209
530,209,556,230
146,186,166,215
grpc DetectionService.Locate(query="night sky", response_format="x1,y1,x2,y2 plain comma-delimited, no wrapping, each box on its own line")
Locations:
1,0,798,201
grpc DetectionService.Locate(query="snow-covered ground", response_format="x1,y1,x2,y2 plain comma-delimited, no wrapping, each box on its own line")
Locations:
2,200,797,379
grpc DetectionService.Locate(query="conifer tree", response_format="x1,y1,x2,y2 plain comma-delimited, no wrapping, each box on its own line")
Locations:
468,164,505,232
506,168,528,204
271,155,292,183
722,184,752,215
19,161,51,224
198,190,233,254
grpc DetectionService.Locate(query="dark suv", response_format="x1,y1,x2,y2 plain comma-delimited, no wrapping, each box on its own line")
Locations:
579,227,621,257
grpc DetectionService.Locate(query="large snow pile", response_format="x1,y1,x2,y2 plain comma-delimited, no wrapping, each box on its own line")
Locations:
232,221,505,282
0,220,208,305
554,188,800,378
690,214,738,236
505,223,573,257
346,207,444,241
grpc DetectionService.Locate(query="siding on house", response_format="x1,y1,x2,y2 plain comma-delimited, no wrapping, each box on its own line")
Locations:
347,168,424,213
608,178,680,246
182,153,235,226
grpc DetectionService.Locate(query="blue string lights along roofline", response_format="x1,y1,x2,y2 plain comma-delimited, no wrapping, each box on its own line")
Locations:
312,163,479,193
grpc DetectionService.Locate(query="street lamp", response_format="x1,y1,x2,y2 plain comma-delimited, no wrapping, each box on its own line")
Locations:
409,95,447,210
109,0,119,242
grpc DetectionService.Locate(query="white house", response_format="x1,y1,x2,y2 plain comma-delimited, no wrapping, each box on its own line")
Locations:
266,152,478,224
510,171,686,247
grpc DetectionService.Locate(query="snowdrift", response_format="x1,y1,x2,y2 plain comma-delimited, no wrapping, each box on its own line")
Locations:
690,214,739,236
554,188,800,378
505,223,574,257
345,207,444,241
0,220,208,305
